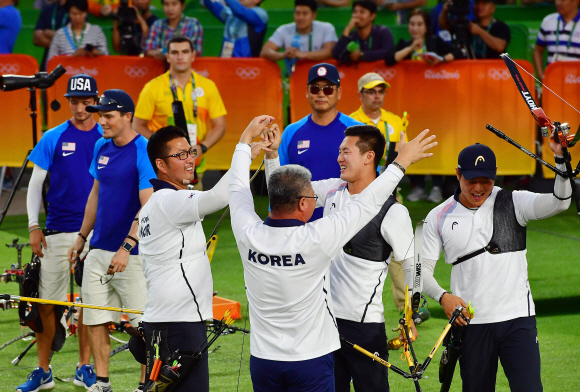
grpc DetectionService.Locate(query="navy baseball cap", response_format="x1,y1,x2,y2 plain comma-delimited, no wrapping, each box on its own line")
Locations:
63,74,98,97
457,143,497,180
307,63,340,85
86,89,135,114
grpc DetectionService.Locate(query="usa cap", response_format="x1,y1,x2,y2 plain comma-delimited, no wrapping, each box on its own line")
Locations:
457,143,497,180
86,89,135,114
63,74,98,97
307,63,340,85
358,72,390,91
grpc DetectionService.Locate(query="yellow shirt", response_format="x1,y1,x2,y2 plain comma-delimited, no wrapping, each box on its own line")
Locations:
134,71,227,172
350,107,408,166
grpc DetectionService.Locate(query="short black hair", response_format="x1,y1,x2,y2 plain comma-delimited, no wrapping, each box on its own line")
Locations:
344,125,386,169
295,0,317,12
147,126,188,174
162,0,185,4
352,0,377,14
66,0,88,12
167,34,194,53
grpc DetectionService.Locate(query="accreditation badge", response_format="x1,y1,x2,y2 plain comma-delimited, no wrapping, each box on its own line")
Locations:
187,123,198,145
221,41,234,58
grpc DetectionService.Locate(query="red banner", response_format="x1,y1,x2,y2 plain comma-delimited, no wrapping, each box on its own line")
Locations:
290,60,537,175
541,62,580,179
0,55,42,167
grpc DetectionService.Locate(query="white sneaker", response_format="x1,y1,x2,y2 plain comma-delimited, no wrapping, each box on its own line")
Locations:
407,187,427,201
427,186,443,203
86,381,113,392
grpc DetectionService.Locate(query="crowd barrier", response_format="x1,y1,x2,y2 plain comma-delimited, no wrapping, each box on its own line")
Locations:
291,59,536,175
541,62,580,179
0,54,43,167
46,56,283,170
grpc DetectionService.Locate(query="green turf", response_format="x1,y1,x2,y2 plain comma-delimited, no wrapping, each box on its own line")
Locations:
0,191,579,391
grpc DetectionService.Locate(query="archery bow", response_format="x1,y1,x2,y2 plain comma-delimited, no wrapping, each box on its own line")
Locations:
487,53,580,222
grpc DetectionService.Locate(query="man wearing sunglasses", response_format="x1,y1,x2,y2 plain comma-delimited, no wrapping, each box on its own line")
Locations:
68,89,156,392
278,62,361,221
136,126,267,391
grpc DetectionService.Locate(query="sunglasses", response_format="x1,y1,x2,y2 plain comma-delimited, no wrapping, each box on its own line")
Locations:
99,96,130,112
308,85,337,96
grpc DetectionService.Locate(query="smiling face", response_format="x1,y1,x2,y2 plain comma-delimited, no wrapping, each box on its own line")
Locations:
157,137,195,189
353,5,375,29
68,96,97,123
98,110,132,139
306,79,341,114
337,136,374,182
456,169,495,208
294,5,316,31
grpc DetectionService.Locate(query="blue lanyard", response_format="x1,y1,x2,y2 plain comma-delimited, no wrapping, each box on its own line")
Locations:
63,24,86,50
556,14,580,52
51,5,68,30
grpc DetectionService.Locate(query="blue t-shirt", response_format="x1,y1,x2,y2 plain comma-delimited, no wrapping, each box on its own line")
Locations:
0,5,22,54
89,135,156,254
279,112,361,220
28,120,103,232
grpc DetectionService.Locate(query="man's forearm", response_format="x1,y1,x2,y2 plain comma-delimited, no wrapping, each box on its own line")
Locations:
301,46,333,61
202,121,226,149
79,189,98,237
134,123,153,139
261,47,286,61
533,45,545,78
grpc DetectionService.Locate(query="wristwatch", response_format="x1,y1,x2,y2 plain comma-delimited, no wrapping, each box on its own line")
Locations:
121,241,134,253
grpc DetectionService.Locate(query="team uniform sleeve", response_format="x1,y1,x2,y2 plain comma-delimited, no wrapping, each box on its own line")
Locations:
136,143,156,190
278,127,291,165
205,81,228,119
27,165,48,228
264,156,280,188
229,143,263,239
28,132,56,171
512,161,571,225
158,190,202,226
89,139,105,181
197,170,231,218
134,81,156,121
381,204,414,261
312,165,404,258
422,208,443,261
311,178,341,208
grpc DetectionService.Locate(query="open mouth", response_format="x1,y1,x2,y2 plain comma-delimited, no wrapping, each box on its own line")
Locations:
471,192,484,202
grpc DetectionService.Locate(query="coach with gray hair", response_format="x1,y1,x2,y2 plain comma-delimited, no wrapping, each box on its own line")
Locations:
229,115,437,391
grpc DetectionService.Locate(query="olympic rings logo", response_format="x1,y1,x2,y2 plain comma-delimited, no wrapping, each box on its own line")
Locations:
565,74,580,84
0,63,21,74
193,68,209,77
374,68,397,80
487,68,510,81
124,66,148,78
236,67,260,79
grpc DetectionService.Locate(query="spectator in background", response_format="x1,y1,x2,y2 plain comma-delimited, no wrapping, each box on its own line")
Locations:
88,0,119,18
145,0,203,60
112,0,158,55
34,0,69,70
439,0,510,59
34,0,52,9
47,0,109,62
0,0,22,54
278,63,361,221
534,0,580,81
333,1,394,64
134,35,227,191
380,0,427,25
260,0,337,66
317,0,350,6
386,8,463,66
203,0,269,57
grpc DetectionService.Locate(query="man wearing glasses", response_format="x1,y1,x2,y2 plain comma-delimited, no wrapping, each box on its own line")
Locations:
137,126,267,391
278,62,361,221
68,90,156,392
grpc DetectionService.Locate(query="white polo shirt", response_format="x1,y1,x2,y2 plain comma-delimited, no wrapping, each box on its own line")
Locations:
230,144,404,361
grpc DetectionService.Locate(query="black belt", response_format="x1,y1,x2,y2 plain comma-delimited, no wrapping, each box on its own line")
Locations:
42,229,63,237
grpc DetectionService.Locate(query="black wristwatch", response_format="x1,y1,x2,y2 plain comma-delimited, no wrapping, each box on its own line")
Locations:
121,241,134,253
200,144,208,154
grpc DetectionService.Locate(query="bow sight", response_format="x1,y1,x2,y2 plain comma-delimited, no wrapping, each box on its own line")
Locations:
486,54,580,222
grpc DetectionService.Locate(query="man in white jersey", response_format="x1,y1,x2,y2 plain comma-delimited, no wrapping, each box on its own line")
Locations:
229,115,436,391
263,125,416,391
137,126,267,391
420,141,571,391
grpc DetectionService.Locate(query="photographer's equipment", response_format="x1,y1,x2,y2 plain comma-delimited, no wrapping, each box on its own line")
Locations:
447,0,475,59
487,54,580,222
0,65,66,228
113,0,141,55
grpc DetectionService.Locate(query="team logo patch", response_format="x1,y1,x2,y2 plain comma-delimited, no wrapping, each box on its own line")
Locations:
62,142,76,151
297,140,310,149
98,156,110,165
194,87,204,97
475,156,485,165
317,67,327,77
188,193,194,199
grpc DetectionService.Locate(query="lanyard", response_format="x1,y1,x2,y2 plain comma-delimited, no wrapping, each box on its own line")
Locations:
294,28,313,51
411,44,426,60
473,19,495,57
169,72,198,119
384,121,390,154
64,24,87,50
162,15,185,47
51,5,68,30
357,35,373,50
556,14,579,53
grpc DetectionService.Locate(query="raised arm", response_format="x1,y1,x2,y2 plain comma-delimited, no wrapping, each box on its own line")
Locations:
225,0,268,31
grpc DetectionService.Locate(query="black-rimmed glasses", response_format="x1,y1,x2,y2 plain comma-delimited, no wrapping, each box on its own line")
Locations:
161,147,198,161
99,96,130,112
308,85,336,96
